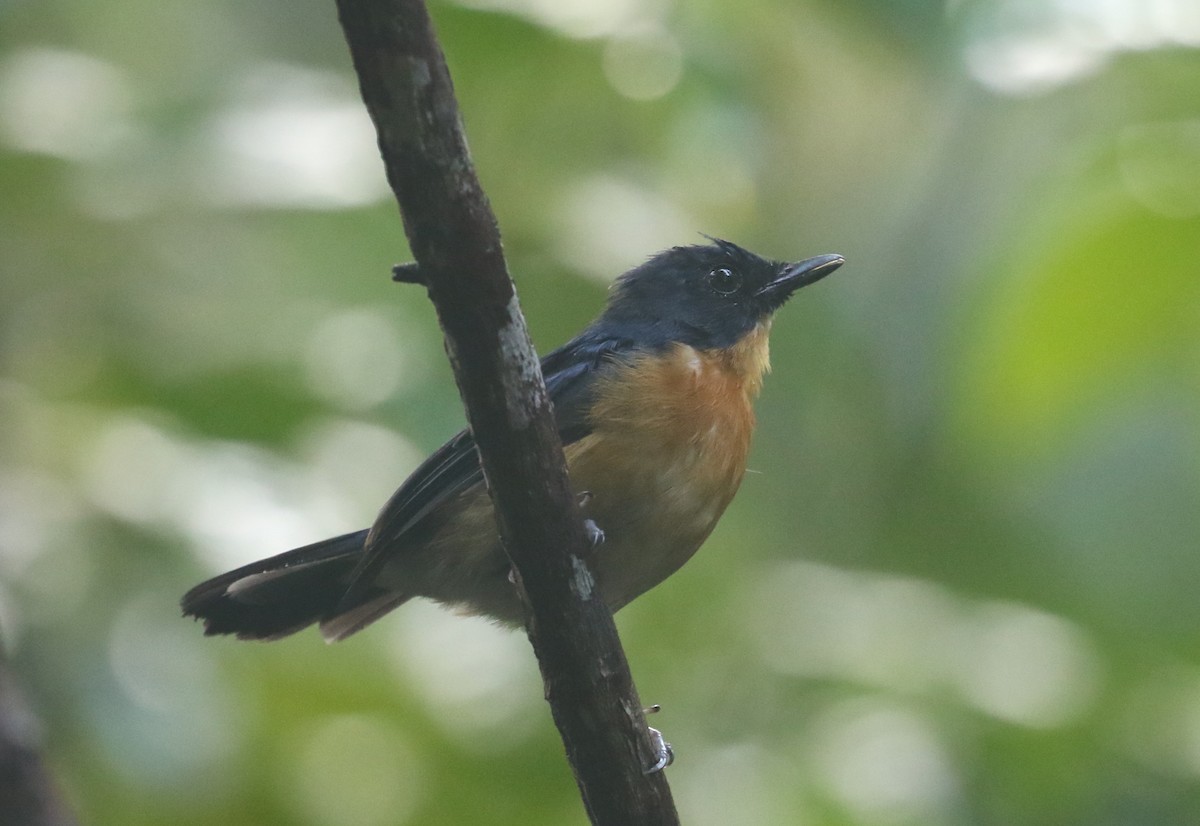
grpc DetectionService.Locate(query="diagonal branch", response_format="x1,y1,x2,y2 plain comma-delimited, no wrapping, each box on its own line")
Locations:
333,1,680,823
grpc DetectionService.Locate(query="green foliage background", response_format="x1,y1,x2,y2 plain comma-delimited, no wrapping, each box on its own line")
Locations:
2,1,1200,824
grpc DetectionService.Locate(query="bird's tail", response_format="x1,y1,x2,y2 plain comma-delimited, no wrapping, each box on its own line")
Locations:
181,529,410,642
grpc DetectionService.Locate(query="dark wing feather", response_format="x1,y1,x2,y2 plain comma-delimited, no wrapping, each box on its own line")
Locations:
337,331,634,607
539,332,630,444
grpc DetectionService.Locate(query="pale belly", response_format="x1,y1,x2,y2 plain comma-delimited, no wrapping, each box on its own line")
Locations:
565,427,747,611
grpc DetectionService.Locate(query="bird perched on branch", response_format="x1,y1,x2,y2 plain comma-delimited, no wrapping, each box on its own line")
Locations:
182,239,842,642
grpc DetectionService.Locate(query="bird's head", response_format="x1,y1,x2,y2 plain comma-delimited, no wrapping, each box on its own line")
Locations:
601,239,843,351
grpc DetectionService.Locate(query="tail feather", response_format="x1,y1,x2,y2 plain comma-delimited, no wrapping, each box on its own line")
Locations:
319,591,410,643
181,529,408,641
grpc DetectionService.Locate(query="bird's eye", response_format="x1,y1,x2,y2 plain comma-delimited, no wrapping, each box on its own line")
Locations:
707,267,742,295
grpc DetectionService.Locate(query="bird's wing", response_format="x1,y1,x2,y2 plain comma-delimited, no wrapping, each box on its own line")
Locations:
539,331,631,444
337,332,633,606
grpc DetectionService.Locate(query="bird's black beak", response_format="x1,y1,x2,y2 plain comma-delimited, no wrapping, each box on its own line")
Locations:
756,253,844,304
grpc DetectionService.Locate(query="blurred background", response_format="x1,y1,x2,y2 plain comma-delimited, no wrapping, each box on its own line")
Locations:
2,0,1199,823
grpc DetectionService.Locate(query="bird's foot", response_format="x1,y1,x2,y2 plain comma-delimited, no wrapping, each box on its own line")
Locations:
643,705,674,774
576,490,605,548
583,518,605,548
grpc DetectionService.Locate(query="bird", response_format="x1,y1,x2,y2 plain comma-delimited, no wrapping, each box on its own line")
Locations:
181,239,843,642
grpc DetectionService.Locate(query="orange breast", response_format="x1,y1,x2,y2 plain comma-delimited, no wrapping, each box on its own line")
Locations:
564,325,771,609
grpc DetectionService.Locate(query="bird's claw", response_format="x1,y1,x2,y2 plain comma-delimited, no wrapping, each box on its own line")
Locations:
583,518,605,548
576,491,605,547
642,704,673,774
644,726,674,774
